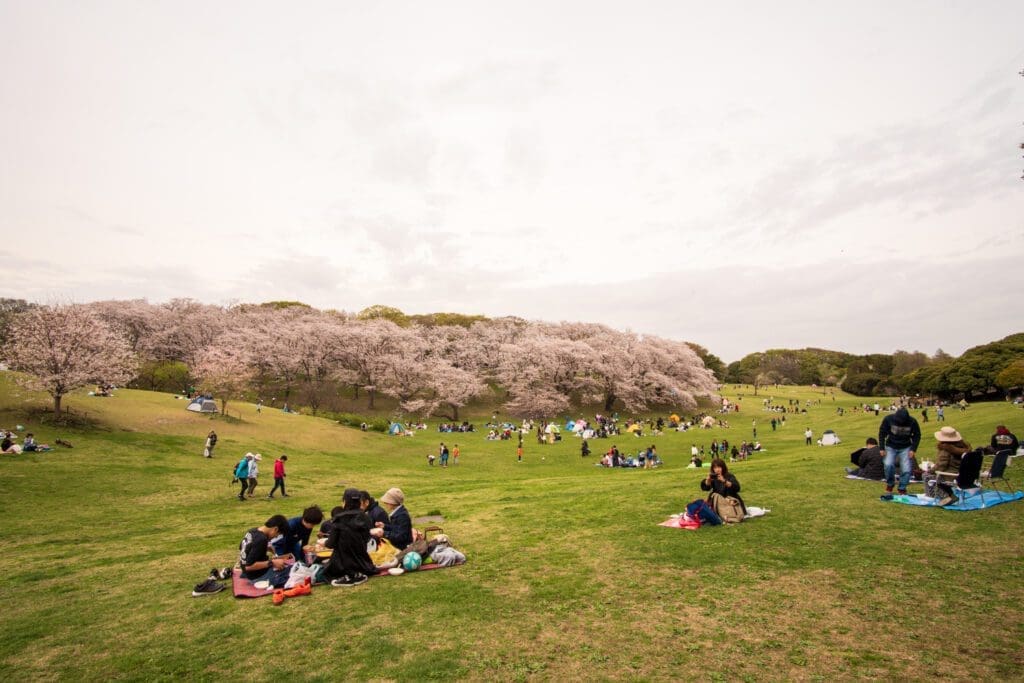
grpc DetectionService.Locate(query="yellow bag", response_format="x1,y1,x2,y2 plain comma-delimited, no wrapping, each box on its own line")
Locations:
369,538,399,566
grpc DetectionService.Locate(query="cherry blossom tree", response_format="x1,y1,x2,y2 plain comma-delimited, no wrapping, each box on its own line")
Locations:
335,319,403,409
3,303,136,415
191,334,256,416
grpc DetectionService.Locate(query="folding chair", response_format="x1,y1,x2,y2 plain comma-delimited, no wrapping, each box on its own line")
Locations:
934,448,983,506
980,449,1015,497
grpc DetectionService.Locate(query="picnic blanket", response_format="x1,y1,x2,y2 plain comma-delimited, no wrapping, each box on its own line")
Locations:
659,506,770,529
846,473,922,483
231,561,460,598
882,489,1024,511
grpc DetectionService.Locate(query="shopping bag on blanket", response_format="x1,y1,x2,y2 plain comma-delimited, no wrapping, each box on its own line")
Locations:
709,492,744,524
369,538,399,566
686,498,722,526
285,562,319,589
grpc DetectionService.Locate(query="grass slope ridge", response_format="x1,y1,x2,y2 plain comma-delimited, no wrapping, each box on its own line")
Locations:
0,374,1022,680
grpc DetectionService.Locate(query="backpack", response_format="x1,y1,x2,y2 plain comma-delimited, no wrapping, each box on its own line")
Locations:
709,492,744,524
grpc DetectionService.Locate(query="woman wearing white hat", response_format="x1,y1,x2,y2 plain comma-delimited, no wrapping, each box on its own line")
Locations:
933,427,971,506
246,453,262,498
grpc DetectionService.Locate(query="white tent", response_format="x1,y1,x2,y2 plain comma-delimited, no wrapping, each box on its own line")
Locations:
818,430,841,446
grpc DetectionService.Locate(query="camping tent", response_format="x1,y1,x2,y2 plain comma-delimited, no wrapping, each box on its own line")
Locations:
186,397,217,414
818,430,841,446
388,423,403,436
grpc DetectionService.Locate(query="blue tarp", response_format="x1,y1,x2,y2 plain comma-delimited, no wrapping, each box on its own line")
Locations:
883,489,1024,511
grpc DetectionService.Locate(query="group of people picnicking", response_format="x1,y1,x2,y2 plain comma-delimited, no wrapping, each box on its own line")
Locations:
195,486,466,596
844,407,1020,506
1,430,51,454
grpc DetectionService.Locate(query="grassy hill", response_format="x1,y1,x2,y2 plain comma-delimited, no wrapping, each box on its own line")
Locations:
0,374,1022,680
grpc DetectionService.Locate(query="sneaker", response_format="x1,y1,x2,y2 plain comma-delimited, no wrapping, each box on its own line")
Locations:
191,579,225,597
216,567,233,581
885,485,894,493
897,489,907,495
330,573,368,588
939,496,956,507
282,494,290,497
267,494,274,499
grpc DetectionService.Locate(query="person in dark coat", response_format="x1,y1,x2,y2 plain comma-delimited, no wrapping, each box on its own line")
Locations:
699,458,746,514
378,487,413,549
990,425,1019,455
878,407,921,494
361,491,389,528
323,489,382,587
847,438,885,480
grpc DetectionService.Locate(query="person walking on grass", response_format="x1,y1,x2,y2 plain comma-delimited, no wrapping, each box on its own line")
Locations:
204,430,217,458
234,453,252,501
246,453,262,498
452,444,460,465
879,407,921,495
268,454,288,498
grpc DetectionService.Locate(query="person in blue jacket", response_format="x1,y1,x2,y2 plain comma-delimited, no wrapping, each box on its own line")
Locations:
234,454,253,501
377,487,412,549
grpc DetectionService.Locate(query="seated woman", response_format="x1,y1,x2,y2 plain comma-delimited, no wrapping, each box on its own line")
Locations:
323,489,383,587
699,458,747,516
933,426,972,506
377,487,413,550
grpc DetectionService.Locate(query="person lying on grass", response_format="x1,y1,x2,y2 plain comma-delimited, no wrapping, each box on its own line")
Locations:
699,458,747,515
323,488,384,587
239,514,291,588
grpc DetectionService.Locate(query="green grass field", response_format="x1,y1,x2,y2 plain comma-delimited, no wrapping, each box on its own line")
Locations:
1,374,1022,681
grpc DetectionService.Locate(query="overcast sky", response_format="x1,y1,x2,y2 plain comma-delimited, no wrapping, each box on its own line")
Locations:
1,1,1022,361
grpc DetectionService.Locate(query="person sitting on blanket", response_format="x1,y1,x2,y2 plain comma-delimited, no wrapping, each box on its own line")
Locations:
271,505,325,561
376,487,413,549
323,488,384,587
699,458,747,515
846,438,885,480
238,514,292,588
933,426,972,507
317,505,345,542
361,490,389,529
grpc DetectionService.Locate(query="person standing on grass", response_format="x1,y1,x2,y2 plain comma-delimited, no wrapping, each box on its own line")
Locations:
439,442,449,467
452,444,460,465
204,430,217,458
234,453,252,501
879,406,921,495
268,454,288,498
804,428,813,446
246,454,262,498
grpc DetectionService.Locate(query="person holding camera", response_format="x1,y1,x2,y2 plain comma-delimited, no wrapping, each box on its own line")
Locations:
699,458,747,516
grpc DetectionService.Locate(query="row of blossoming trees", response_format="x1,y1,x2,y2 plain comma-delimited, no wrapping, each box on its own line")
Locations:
2,299,719,419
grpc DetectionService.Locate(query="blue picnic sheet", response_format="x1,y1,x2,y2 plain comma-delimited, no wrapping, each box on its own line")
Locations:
883,488,1023,511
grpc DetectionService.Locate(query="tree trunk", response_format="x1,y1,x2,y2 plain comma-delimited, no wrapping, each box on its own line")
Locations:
367,388,375,409
53,393,62,416
603,393,616,411
353,384,360,400
451,404,459,421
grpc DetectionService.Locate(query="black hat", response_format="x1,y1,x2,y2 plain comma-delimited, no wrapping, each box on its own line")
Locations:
342,488,362,504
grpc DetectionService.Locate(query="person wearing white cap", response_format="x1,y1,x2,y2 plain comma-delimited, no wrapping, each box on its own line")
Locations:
246,453,262,498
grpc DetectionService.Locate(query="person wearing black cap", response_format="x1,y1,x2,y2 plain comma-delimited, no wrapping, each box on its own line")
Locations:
323,488,383,587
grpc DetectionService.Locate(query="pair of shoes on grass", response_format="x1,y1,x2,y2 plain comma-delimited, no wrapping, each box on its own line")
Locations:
191,579,225,597
330,572,368,588
208,567,232,581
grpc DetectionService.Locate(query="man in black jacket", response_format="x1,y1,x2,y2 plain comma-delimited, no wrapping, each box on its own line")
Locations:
879,407,921,494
